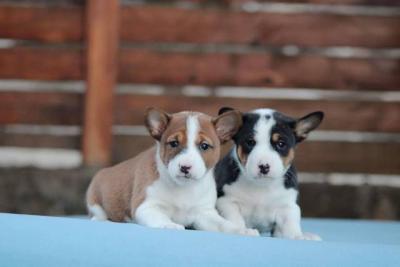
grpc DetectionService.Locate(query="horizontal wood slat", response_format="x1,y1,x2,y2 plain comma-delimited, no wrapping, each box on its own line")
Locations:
0,47,83,80
0,92,83,125
1,47,399,90
114,95,400,132
227,0,400,6
113,136,400,174
117,48,400,90
1,5,399,48
0,5,83,43
0,132,80,149
120,6,400,48
1,132,398,174
1,92,399,132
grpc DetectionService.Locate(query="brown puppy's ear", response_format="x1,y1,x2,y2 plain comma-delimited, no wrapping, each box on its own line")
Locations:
218,107,234,115
212,110,242,144
144,108,171,141
294,111,324,142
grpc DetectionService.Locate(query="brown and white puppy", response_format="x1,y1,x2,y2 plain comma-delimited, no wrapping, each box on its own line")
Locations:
86,108,258,235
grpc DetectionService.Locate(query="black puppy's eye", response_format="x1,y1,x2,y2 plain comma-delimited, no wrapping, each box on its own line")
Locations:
199,142,211,151
246,138,256,147
168,140,179,148
277,140,286,149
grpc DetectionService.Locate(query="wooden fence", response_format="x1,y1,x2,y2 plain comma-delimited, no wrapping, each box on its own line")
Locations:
0,0,399,176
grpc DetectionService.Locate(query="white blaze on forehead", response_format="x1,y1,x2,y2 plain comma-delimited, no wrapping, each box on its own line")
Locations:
254,117,275,145
243,108,286,179
186,115,199,148
251,108,276,117
252,109,276,143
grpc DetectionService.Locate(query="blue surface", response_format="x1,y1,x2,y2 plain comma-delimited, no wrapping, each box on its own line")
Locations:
1,213,400,267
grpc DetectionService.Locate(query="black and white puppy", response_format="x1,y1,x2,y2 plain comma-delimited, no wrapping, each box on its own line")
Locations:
215,108,323,240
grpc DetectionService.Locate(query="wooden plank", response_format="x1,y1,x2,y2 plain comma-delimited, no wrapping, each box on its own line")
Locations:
295,141,400,174
0,47,399,90
0,132,80,149
117,48,400,90
83,0,120,166
114,95,400,133
0,133,398,174
1,5,399,47
1,92,400,132
227,0,400,6
120,6,400,48
0,47,83,80
0,5,83,43
112,136,400,174
0,92,82,125
1,166,400,218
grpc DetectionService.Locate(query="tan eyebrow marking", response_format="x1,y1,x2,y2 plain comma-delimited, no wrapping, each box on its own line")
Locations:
272,133,280,142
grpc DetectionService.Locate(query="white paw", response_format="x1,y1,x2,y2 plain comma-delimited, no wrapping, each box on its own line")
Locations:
235,227,260,236
242,228,260,236
160,223,185,230
291,232,321,241
302,232,322,241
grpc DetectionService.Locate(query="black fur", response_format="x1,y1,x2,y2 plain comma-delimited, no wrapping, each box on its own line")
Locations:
215,151,241,197
215,110,302,198
284,165,298,190
271,112,297,158
232,113,260,156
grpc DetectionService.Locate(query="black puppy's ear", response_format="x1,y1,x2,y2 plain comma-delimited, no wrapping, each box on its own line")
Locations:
212,110,242,144
218,107,234,115
294,111,324,142
144,107,171,141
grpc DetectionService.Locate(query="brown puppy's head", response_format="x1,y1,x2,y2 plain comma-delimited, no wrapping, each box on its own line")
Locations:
145,108,242,185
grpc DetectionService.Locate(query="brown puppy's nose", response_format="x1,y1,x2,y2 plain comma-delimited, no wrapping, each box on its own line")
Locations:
180,165,191,174
258,164,270,175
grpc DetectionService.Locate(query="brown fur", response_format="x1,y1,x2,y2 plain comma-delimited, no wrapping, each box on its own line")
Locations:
282,148,295,168
87,110,242,222
86,147,158,222
272,133,280,142
198,115,221,169
236,145,248,166
158,113,188,166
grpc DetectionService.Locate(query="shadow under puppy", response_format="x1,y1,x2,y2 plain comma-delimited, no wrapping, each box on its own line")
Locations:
86,108,258,236
215,107,324,240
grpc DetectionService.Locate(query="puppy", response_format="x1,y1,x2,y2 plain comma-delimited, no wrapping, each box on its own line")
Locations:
215,108,323,240
86,108,258,235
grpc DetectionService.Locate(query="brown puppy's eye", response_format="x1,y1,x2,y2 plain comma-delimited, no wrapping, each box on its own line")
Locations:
168,140,179,148
199,142,211,151
277,140,286,149
246,138,256,147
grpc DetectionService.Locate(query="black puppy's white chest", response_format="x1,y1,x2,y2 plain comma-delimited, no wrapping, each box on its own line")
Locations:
220,171,299,232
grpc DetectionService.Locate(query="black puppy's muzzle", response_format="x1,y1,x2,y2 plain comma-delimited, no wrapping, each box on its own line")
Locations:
258,164,270,175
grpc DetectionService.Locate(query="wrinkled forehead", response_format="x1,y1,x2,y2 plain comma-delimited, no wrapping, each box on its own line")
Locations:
236,109,295,140
235,109,274,139
161,112,218,143
252,109,276,140
271,111,296,140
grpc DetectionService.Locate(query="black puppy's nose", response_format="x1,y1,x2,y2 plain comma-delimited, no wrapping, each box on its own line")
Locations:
180,165,191,174
258,164,270,175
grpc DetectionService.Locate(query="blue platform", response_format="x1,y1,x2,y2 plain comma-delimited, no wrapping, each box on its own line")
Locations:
1,213,400,266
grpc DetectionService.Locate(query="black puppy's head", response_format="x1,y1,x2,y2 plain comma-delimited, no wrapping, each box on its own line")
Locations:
219,107,323,180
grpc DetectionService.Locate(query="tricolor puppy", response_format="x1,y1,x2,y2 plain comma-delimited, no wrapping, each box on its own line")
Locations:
86,108,258,235
215,108,324,240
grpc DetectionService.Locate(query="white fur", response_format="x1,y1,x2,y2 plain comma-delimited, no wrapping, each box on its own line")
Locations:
217,109,321,240
88,204,107,221
240,109,286,180
135,115,258,236
165,115,207,184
